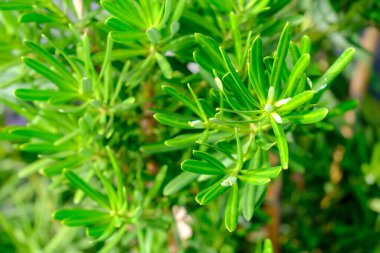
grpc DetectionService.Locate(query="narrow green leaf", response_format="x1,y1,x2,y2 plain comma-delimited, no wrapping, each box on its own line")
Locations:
22,58,74,91
242,183,255,221
146,27,161,44
106,146,124,207
277,90,314,113
162,85,200,116
313,48,355,96
249,36,267,104
271,23,291,99
20,143,72,153
263,239,274,253
24,40,75,83
181,159,226,175
163,172,198,196
11,128,60,142
63,169,109,209
54,209,110,227
284,108,328,124
240,166,282,178
327,99,359,117
300,35,311,54
42,156,83,176
289,41,301,65
237,175,270,185
0,2,33,10
109,31,146,44
155,52,172,79
193,150,226,171
154,113,195,129
225,183,239,232
270,117,288,169
196,177,229,205
165,132,202,147
19,12,60,23
281,54,310,98
14,89,55,101
220,47,258,109
229,12,242,66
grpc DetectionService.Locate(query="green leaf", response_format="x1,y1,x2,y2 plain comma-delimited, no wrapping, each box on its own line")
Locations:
193,150,226,171
195,177,229,205
249,37,267,104
155,52,172,79
289,41,301,65
20,143,72,153
277,90,314,113
19,12,60,23
165,132,202,147
194,33,225,73
300,35,311,54
54,209,110,227
146,27,161,44
225,183,239,232
154,112,195,129
263,239,274,253
11,128,60,142
22,58,75,91
0,2,33,10
42,156,83,177
162,85,200,116
327,99,359,117
157,0,172,28
14,89,56,101
284,108,328,124
63,169,109,209
271,23,291,99
181,159,226,175
281,54,310,98
270,117,288,169
242,183,256,221
313,48,355,96
240,166,282,178
237,175,271,185
109,31,147,44
220,48,258,109
163,172,198,196
106,146,125,207
229,12,242,66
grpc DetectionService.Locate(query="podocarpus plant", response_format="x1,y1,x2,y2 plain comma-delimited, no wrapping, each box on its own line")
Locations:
0,0,357,251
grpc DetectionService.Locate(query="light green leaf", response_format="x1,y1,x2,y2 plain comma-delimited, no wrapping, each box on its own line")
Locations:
63,169,109,209
154,112,195,129
22,58,74,91
270,117,288,169
285,108,328,124
162,85,200,116
281,53,310,98
196,176,229,205
163,172,198,196
240,166,282,178
278,90,314,113
181,159,226,175
155,52,172,79
225,183,239,232
313,48,355,96
271,23,291,99
249,36,267,104
146,27,161,44
54,209,110,227
193,150,226,171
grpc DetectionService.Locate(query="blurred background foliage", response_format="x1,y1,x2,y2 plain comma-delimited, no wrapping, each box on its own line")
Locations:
0,0,380,252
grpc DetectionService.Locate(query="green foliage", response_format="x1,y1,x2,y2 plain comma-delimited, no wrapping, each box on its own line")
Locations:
1,0,377,252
